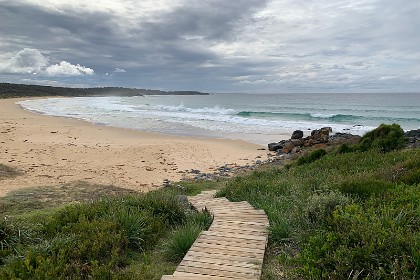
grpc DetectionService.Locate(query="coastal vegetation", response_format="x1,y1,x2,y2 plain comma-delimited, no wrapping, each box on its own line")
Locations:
0,124,419,279
0,83,207,99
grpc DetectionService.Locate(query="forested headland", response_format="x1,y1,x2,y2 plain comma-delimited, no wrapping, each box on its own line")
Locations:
0,83,208,99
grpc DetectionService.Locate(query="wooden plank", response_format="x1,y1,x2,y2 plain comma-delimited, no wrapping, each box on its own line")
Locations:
182,254,260,269
200,230,267,241
184,250,263,264
179,260,259,274
188,246,264,259
197,235,266,248
173,271,250,280
212,220,269,227
211,222,268,231
209,224,267,233
192,242,265,255
176,266,259,279
195,238,265,250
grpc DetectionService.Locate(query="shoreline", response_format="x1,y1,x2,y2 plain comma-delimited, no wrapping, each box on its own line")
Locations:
0,97,271,197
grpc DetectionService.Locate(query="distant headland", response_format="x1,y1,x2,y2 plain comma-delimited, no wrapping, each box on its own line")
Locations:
0,83,209,99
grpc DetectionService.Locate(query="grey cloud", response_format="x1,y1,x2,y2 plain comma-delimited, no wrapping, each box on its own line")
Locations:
0,0,419,92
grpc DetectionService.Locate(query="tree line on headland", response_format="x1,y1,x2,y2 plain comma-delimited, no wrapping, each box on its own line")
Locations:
0,83,208,99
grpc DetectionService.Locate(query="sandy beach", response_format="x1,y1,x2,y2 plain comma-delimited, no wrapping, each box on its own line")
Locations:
0,98,269,197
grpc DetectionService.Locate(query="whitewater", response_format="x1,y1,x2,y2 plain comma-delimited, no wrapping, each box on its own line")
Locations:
18,92,420,145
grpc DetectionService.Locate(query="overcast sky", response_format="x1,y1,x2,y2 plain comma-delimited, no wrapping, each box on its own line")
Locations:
0,0,419,93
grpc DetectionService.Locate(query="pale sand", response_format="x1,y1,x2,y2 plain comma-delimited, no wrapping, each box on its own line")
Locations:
0,98,271,197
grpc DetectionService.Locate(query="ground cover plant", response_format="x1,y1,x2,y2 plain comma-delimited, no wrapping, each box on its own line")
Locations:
0,184,211,279
217,125,419,279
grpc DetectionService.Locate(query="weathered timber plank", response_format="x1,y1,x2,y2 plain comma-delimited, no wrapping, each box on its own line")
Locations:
209,224,267,233
176,266,259,279
184,250,263,264
197,235,266,248
200,230,267,241
188,247,264,259
173,271,253,280
179,260,259,274
192,242,265,255
182,255,260,269
195,236,265,249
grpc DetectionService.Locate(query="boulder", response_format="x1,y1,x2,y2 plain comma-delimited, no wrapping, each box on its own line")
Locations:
311,127,332,143
291,130,304,139
283,142,295,153
291,139,304,147
405,129,420,148
405,129,420,138
329,133,361,145
268,142,283,151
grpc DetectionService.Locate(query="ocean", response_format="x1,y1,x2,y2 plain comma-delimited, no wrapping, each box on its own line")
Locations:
18,92,420,145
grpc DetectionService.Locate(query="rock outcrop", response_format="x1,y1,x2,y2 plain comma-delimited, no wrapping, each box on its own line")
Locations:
268,127,361,154
405,129,420,148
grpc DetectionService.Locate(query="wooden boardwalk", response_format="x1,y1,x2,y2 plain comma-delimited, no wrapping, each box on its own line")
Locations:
162,190,269,280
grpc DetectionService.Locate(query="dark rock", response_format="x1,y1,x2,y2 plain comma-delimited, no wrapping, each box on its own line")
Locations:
311,127,332,143
283,142,295,153
329,133,361,145
405,129,420,138
405,129,420,148
291,130,304,139
291,139,304,147
268,142,283,151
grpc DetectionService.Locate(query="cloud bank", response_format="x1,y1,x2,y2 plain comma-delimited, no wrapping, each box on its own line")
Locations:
0,0,419,92
0,48,94,77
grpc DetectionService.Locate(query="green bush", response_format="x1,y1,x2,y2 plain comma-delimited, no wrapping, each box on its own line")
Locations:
357,123,407,152
336,143,353,154
298,184,420,279
339,179,394,199
306,191,350,224
0,191,190,279
297,149,327,165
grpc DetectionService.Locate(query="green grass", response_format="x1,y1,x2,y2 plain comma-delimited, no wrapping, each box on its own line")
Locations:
217,148,420,279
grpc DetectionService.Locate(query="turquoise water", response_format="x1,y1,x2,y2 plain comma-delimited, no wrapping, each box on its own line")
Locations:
18,92,420,145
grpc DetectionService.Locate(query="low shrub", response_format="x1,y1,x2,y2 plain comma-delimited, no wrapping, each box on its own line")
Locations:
298,184,420,279
0,191,190,279
357,123,407,152
306,191,350,224
297,149,327,165
339,179,394,199
336,143,353,154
